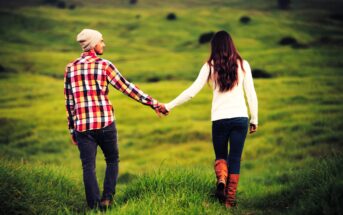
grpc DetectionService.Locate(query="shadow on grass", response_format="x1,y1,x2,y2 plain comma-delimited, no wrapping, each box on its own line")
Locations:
245,154,343,214
0,161,85,215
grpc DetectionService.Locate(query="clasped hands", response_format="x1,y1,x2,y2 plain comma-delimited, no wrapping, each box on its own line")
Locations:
154,103,169,117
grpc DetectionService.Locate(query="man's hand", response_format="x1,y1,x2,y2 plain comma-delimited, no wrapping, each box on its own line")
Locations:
249,123,257,134
70,131,77,145
155,103,169,117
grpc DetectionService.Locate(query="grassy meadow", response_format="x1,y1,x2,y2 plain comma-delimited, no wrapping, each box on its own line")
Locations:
0,0,343,214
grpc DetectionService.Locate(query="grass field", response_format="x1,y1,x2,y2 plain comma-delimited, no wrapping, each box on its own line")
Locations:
0,0,343,214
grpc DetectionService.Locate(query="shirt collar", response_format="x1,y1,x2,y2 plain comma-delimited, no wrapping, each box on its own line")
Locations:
81,50,97,58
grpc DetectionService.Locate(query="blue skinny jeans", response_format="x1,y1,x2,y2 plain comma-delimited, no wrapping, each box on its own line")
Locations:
212,117,248,174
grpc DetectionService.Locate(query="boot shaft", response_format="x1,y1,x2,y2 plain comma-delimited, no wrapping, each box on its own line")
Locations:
214,159,228,202
214,159,228,184
226,174,240,208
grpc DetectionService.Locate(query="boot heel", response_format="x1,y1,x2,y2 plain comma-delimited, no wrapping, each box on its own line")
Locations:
217,181,225,191
215,182,226,201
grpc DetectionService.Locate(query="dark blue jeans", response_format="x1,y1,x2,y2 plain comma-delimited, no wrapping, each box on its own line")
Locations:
212,117,248,174
74,122,119,209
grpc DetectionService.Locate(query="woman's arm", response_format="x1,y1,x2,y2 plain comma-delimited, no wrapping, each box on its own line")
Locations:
165,63,210,111
243,60,258,125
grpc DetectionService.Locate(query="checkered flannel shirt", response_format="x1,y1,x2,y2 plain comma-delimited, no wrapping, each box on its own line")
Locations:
64,50,158,133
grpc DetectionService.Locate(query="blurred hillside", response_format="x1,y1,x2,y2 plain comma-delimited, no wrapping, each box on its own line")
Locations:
1,0,343,10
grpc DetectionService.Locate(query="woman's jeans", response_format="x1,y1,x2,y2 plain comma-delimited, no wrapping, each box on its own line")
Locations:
212,117,248,174
74,122,119,209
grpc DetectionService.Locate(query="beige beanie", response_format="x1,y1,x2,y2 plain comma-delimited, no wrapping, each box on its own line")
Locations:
76,29,103,51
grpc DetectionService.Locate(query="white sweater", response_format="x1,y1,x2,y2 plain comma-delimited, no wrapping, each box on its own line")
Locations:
165,60,258,124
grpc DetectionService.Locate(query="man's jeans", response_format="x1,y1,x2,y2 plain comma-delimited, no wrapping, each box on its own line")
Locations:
74,122,119,209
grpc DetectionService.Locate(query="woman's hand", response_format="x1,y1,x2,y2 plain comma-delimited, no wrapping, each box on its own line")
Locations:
249,123,257,134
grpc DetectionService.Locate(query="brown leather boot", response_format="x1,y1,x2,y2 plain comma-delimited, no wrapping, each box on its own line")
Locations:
225,174,240,208
214,159,228,201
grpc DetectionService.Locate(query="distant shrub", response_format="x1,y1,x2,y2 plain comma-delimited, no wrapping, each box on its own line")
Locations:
330,14,343,22
0,64,5,73
279,36,297,45
43,0,71,9
240,16,251,24
68,4,76,10
136,14,141,19
129,0,138,5
198,32,215,44
279,36,308,49
278,0,291,9
56,1,66,9
251,69,272,78
166,13,177,21
0,65,16,75
43,0,59,5
146,76,160,83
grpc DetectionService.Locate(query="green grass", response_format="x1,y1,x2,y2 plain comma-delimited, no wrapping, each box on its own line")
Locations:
1,155,342,214
0,159,85,214
0,0,342,214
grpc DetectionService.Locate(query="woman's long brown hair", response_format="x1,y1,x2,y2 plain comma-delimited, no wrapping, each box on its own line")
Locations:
207,31,244,92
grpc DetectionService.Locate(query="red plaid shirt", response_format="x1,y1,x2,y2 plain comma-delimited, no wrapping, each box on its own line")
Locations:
64,50,158,132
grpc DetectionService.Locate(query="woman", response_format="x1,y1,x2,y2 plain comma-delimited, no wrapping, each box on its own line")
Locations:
164,31,258,207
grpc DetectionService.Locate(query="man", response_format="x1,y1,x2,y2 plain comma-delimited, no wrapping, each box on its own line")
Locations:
64,29,168,210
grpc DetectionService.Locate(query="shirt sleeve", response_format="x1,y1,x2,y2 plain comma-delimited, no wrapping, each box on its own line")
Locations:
165,63,210,111
105,63,158,109
243,60,258,125
64,68,75,130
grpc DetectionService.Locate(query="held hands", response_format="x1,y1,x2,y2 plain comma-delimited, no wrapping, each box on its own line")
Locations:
249,123,258,134
154,103,169,117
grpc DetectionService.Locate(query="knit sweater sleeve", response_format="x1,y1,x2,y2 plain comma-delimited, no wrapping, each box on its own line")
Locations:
165,63,210,111
243,60,258,125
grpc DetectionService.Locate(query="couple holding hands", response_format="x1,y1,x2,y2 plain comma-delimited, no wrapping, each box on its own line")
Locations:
64,29,258,210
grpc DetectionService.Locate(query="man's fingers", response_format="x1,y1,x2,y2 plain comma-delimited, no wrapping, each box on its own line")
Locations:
71,134,78,145
155,109,162,118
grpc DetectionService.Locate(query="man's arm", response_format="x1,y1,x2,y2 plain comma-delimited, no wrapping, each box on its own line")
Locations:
64,69,77,144
105,63,159,109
